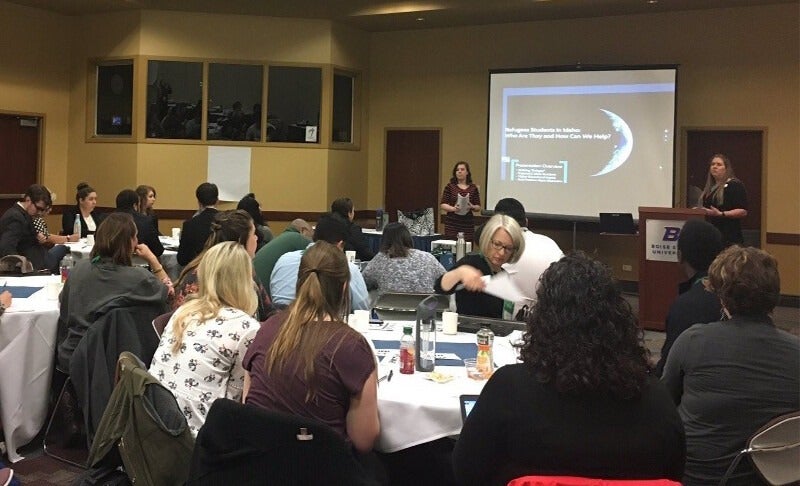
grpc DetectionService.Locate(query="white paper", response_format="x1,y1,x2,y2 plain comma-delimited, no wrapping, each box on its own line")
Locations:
455,193,471,215
481,272,527,303
208,146,251,201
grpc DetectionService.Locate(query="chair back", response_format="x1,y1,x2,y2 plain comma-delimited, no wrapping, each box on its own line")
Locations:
373,291,449,322
719,410,800,486
187,398,377,485
397,208,434,236
507,477,681,486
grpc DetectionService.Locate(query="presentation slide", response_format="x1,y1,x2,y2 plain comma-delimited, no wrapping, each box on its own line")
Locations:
485,68,676,219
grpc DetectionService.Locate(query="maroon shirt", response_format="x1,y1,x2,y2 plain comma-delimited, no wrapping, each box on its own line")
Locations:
243,313,375,441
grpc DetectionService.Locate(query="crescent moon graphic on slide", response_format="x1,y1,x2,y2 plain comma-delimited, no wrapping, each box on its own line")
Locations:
591,109,633,177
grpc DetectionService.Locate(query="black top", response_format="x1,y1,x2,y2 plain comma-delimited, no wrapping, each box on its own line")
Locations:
434,253,503,318
117,209,164,257
61,206,104,238
702,179,747,246
654,273,722,377
453,365,686,486
177,207,218,266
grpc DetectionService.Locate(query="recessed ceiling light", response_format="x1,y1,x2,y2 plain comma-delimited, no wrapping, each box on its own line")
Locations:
416,17,425,21
647,0,658,4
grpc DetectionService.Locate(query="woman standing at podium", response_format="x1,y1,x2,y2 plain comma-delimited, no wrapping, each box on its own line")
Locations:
440,161,481,241
699,154,747,246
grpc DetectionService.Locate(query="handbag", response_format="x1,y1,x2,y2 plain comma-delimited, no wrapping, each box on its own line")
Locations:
397,208,434,236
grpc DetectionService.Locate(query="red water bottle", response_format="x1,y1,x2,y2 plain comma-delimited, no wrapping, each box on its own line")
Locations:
399,326,415,374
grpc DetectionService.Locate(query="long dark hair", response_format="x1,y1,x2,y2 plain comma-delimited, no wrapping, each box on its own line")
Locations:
176,210,253,286
135,185,156,216
91,212,136,266
380,222,413,258
449,161,473,184
520,252,649,400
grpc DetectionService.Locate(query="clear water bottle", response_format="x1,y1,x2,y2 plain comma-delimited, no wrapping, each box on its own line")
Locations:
59,253,74,283
415,318,436,372
73,214,81,237
455,231,466,262
476,326,494,378
399,326,415,374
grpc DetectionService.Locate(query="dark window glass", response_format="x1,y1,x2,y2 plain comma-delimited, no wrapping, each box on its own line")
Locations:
146,60,203,139
266,66,321,143
208,63,263,141
332,73,354,143
96,62,133,136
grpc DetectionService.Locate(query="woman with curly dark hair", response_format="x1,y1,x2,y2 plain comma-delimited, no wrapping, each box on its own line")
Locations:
453,252,685,486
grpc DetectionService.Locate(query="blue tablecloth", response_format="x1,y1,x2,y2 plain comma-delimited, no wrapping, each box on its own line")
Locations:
4,286,43,298
372,339,475,366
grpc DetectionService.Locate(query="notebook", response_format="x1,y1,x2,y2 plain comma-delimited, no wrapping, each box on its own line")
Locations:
460,394,480,422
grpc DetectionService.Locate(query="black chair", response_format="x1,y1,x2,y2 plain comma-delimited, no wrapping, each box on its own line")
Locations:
372,292,449,322
187,399,378,485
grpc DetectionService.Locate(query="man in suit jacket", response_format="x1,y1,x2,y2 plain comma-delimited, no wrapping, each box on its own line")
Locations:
114,189,164,257
0,184,51,270
177,183,218,266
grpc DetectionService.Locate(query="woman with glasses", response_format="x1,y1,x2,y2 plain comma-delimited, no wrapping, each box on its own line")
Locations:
434,214,525,318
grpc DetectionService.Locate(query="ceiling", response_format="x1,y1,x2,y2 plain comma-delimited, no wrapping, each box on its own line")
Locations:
7,0,795,32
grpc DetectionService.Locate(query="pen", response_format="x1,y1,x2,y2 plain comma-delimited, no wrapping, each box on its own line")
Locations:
387,370,394,382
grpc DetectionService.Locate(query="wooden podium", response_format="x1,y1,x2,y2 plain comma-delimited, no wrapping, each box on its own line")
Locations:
638,207,706,330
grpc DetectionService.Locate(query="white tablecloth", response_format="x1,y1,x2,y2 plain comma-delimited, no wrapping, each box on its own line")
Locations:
0,275,61,462
65,238,182,281
366,322,520,453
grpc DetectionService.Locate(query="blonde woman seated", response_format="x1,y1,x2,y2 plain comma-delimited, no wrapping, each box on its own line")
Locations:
362,222,446,294
434,214,525,318
242,241,379,455
149,242,261,436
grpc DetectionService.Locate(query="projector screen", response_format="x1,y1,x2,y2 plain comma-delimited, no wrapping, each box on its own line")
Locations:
485,66,677,220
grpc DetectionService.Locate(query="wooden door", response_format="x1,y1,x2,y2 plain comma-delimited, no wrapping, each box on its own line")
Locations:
384,129,441,229
0,114,41,213
685,129,762,247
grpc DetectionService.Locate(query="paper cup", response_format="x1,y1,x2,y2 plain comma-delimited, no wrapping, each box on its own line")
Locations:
172,227,181,239
442,311,458,335
85,234,95,245
345,250,356,263
46,280,61,300
354,309,370,333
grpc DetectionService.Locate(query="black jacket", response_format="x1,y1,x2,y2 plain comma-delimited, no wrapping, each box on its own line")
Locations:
0,203,46,269
117,209,164,257
177,208,218,266
61,205,105,237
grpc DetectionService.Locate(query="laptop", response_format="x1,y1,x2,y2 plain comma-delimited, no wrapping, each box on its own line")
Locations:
599,212,637,235
459,394,480,423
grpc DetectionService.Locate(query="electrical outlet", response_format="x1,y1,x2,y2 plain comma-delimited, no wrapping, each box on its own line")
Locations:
622,264,632,272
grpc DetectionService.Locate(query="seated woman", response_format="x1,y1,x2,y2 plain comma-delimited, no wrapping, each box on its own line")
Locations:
135,184,161,235
173,209,274,321
434,214,525,318
237,193,273,250
149,241,261,436
453,253,685,486
61,182,104,237
362,222,446,294
56,212,170,371
243,241,379,455
662,246,799,485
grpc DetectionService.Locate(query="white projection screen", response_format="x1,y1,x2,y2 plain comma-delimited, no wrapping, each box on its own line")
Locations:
485,66,677,219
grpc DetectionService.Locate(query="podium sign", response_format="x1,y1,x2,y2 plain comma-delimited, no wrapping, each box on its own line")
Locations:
645,219,685,262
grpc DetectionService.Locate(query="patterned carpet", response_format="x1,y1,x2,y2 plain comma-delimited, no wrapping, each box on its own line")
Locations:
7,454,83,485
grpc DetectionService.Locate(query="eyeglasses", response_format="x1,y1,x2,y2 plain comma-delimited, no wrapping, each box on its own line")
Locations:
34,204,49,213
490,239,517,254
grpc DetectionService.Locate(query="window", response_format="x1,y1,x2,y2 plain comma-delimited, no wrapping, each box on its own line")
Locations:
146,60,203,140
332,72,354,144
208,63,263,141
266,66,322,143
96,62,133,136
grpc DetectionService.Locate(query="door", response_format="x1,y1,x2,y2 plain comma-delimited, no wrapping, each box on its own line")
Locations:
384,129,441,229
0,114,41,213
685,129,762,247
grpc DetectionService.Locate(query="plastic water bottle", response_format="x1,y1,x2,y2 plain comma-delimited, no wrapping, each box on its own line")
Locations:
455,231,466,262
376,208,384,231
476,326,494,378
399,326,415,374
59,253,74,283
73,214,81,237
415,318,436,372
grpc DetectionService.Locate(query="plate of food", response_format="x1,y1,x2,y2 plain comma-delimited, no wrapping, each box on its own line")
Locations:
424,371,455,384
